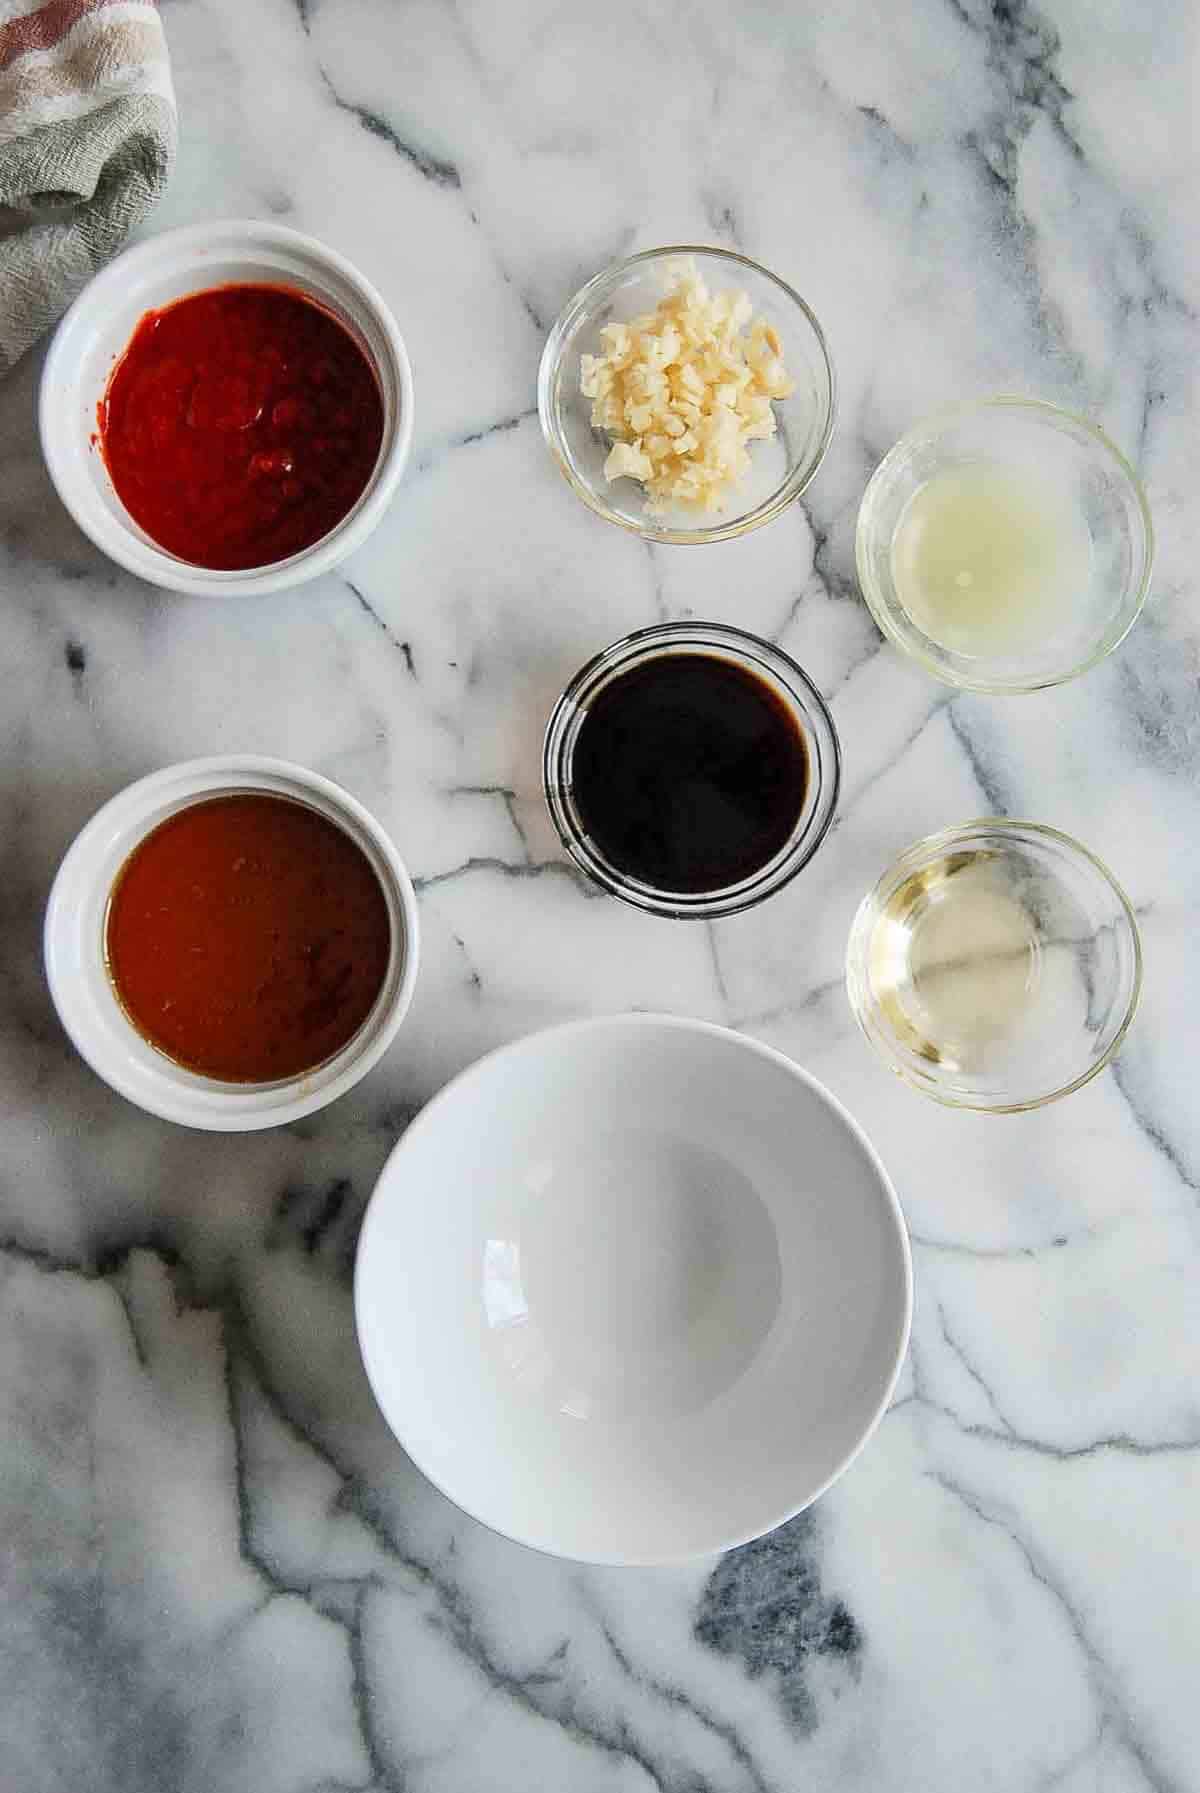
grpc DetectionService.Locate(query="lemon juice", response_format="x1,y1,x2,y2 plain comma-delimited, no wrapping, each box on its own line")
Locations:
890,461,1092,656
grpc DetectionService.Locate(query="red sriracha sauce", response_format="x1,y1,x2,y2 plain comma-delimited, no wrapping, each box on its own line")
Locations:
97,284,385,571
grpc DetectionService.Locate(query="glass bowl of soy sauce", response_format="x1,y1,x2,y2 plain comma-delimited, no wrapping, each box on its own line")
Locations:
544,623,841,919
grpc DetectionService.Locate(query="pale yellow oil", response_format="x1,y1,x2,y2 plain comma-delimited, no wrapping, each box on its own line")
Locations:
890,462,1092,656
868,850,1042,1072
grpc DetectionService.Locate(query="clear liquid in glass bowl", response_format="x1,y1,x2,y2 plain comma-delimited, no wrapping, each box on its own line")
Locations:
846,821,1142,1111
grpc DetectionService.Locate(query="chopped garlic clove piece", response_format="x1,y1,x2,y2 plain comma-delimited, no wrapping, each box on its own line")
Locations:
604,440,653,482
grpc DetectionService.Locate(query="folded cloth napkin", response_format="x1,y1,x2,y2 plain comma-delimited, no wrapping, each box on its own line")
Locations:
0,0,176,374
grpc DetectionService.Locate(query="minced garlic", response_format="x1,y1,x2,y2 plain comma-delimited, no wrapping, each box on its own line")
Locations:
579,258,795,516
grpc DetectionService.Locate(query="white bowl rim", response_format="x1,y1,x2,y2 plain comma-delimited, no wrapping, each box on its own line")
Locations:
38,218,415,597
354,1011,913,1565
43,754,420,1130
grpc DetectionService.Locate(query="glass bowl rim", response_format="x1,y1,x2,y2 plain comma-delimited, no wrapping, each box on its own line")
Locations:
844,816,1144,1112
854,395,1156,694
543,620,843,918
537,244,838,546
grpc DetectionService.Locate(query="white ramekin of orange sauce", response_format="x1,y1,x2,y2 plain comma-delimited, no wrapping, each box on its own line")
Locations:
44,756,419,1130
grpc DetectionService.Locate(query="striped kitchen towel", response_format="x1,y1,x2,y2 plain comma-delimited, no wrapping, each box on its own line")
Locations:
0,0,176,374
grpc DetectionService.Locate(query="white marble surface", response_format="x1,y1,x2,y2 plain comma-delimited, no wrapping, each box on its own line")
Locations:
2,1,1199,1788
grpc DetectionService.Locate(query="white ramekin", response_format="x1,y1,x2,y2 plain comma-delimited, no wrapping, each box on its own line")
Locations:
39,220,414,596
44,757,420,1130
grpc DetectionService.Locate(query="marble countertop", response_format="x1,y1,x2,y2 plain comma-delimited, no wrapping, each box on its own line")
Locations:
3,1,1199,1788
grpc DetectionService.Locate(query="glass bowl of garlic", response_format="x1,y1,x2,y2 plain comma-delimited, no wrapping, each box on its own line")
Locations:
538,247,836,545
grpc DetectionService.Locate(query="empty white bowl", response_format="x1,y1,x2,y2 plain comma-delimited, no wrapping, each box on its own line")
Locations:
355,1015,911,1564
39,220,414,596
44,755,420,1130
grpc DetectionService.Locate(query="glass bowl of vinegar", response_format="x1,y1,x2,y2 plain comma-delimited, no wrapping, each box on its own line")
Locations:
855,398,1153,694
845,820,1142,1111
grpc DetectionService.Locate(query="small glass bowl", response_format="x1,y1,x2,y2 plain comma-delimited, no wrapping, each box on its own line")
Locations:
845,820,1142,1112
855,398,1153,693
538,246,836,545
543,622,841,919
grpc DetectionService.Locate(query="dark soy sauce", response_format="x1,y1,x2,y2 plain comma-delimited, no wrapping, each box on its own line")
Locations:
570,653,809,895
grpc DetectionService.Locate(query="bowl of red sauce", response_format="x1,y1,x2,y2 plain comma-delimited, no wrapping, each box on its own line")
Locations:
40,221,414,595
44,757,420,1129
